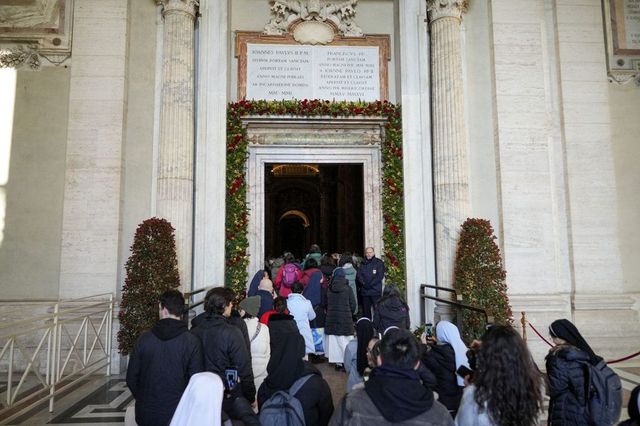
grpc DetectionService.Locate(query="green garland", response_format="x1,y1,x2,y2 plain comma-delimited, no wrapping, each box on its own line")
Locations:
226,99,406,295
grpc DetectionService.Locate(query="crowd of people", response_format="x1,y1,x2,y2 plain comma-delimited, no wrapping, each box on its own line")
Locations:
126,245,639,426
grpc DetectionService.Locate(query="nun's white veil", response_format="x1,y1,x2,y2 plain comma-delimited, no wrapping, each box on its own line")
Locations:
435,321,469,387
170,372,224,426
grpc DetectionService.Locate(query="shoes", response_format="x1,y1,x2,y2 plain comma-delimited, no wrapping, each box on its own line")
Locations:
309,354,322,364
334,363,345,372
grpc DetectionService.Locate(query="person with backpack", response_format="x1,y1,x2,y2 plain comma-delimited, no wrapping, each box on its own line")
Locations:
372,284,410,334
546,319,622,426
275,252,303,297
258,296,334,426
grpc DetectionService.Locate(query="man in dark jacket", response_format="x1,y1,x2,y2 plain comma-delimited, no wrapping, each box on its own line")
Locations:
356,247,385,320
191,287,259,426
330,329,453,426
126,290,203,426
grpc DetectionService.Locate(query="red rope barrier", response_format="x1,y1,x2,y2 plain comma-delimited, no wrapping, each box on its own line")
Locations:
527,322,640,364
607,351,640,364
527,323,553,347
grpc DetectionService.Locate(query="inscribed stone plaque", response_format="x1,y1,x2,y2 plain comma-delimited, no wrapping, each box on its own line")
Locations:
612,0,640,53
236,32,390,100
246,43,380,101
604,0,640,83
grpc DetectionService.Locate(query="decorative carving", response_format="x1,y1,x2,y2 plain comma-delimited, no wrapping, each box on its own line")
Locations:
426,0,469,22
0,0,73,68
264,0,363,40
0,45,40,70
156,0,199,18
608,71,640,86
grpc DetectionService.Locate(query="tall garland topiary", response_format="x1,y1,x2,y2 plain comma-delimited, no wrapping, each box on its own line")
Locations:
453,218,512,342
117,218,181,355
226,99,406,295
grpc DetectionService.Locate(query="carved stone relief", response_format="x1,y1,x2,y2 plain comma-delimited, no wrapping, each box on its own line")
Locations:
264,0,363,44
0,0,73,69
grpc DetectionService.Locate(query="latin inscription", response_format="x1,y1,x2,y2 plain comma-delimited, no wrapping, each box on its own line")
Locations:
624,0,640,50
246,43,380,101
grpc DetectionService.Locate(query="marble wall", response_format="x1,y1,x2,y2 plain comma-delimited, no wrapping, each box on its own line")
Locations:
0,67,69,299
486,0,639,362
58,0,129,298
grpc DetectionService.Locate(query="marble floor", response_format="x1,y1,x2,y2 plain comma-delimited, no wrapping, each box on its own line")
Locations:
3,360,639,425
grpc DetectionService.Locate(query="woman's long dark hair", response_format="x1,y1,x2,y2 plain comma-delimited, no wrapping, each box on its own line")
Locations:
473,325,543,426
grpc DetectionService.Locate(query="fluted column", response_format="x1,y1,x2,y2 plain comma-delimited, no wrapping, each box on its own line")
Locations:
156,0,198,290
427,0,471,297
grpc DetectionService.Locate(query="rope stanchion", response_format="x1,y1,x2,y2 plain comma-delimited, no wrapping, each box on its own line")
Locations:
528,321,640,364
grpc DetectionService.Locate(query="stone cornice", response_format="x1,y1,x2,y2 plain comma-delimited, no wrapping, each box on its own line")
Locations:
426,0,468,23
156,0,199,18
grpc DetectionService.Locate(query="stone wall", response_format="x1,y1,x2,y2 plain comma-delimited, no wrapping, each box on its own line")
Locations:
0,67,69,300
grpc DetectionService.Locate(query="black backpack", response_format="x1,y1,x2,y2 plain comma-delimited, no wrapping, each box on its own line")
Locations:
581,358,622,426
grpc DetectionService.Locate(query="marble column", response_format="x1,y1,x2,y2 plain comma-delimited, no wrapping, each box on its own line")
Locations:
156,0,198,290
427,0,471,299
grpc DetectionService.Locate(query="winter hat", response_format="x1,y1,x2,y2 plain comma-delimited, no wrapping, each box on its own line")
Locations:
333,268,346,279
239,296,260,317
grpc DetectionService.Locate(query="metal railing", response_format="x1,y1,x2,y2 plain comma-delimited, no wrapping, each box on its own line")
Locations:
419,284,491,331
182,287,215,323
0,293,114,424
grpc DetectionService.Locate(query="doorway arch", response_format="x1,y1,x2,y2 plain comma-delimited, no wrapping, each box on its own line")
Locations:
244,116,386,275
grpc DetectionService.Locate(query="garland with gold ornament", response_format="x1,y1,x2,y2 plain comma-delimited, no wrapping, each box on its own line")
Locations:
226,99,406,295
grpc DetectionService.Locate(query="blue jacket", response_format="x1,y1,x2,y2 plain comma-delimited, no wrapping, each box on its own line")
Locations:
357,256,385,297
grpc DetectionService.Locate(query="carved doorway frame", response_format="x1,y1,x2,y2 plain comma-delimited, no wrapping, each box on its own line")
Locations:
243,116,385,275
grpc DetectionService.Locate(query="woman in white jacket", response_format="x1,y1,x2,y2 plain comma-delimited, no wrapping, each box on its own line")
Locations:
239,296,270,393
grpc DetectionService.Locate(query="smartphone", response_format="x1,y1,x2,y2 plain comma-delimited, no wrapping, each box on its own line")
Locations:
425,322,433,338
225,368,238,389
456,365,473,378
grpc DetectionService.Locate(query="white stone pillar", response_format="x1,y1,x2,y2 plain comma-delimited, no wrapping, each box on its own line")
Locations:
156,0,198,290
427,0,471,295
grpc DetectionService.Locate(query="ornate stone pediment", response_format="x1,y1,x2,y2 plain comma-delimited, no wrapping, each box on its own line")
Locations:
264,0,363,44
0,0,73,69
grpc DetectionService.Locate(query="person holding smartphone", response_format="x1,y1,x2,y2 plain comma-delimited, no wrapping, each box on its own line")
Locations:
421,321,468,417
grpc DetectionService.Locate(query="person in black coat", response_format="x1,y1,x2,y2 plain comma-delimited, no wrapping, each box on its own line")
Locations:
191,288,259,426
126,290,204,426
325,268,356,367
620,384,640,426
421,321,467,416
258,302,334,426
372,284,409,334
546,319,601,426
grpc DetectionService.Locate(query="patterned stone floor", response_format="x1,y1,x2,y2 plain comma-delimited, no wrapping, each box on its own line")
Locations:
3,360,639,425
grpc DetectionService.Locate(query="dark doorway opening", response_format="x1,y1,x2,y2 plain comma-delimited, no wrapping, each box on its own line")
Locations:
264,163,364,260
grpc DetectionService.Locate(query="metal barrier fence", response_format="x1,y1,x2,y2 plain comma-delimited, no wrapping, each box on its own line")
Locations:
0,293,114,424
